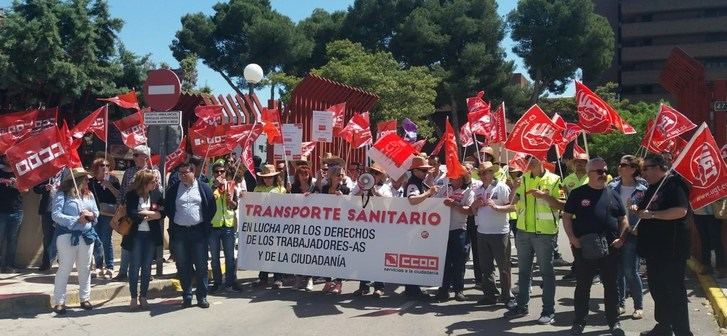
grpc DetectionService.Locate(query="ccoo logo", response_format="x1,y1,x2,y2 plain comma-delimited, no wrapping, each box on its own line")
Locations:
690,142,721,188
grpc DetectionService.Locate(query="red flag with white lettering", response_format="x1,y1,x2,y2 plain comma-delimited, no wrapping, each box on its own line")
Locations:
165,136,187,173
651,104,697,142
327,102,346,135
508,152,530,173
60,122,82,168
487,102,507,144
301,141,316,157
505,104,562,161
192,105,224,129
339,112,372,148
445,118,468,179
98,91,140,111
367,133,416,181
376,120,397,140
576,81,633,134
190,125,231,158
459,122,474,147
113,111,146,148
72,105,107,142
671,123,727,210
5,126,67,191
0,107,58,153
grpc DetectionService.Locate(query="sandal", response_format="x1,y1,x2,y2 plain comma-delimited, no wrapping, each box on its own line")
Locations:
139,297,148,310
80,301,93,310
53,304,67,315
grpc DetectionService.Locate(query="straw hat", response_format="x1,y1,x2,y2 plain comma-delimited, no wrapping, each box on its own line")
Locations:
320,152,344,167
63,167,90,182
573,153,589,161
256,164,280,177
132,145,151,157
480,146,496,158
368,162,386,175
478,161,500,174
409,156,433,170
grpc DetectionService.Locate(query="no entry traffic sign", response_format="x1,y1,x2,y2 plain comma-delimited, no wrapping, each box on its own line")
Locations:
143,69,181,111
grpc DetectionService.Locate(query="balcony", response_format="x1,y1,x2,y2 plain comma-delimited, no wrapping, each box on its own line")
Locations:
622,17,727,38
622,41,727,62
622,0,727,15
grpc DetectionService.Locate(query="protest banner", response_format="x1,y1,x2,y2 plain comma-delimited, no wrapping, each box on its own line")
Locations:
312,110,335,142
274,123,304,160
237,193,449,287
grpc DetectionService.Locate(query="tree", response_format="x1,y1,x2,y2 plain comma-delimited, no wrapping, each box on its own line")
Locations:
179,53,199,92
170,0,312,97
288,9,346,76
0,0,150,113
312,40,440,138
507,0,615,104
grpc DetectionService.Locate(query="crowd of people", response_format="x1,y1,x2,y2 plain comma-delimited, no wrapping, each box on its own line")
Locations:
0,142,718,336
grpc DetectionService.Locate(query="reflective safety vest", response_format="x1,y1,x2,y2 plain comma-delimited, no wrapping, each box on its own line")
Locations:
211,188,236,228
516,171,561,235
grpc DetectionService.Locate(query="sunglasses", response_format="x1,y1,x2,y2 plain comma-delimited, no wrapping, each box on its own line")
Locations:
617,163,632,168
100,163,109,167
214,170,226,174
510,171,523,178
180,170,193,175
415,168,430,173
589,169,608,175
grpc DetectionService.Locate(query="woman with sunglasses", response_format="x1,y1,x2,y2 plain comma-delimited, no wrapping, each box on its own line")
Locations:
88,158,120,279
253,164,287,288
208,163,241,293
289,160,317,291
315,165,350,294
608,155,647,320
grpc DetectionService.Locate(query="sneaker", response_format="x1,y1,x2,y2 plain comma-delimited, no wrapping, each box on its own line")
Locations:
617,306,626,315
537,313,555,325
505,299,518,310
632,309,644,320
453,292,467,302
610,322,625,336
562,271,577,281
305,277,314,291
112,273,127,281
570,323,585,336
91,268,101,278
503,306,528,318
553,258,571,267
272,280,283,289
372,289,384,298
104,269,113,279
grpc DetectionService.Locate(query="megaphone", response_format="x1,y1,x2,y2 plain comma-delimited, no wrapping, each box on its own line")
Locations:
357,173,375,191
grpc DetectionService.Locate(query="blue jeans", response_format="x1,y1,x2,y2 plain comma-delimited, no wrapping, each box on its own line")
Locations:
95,215,114,269
442,229,469,292
0,210,23,268
40,211,57,267
173,224,209,300
129,231,155,298
515,231,556,315
209,227,236,287
617,236,643,310
119,249,131,276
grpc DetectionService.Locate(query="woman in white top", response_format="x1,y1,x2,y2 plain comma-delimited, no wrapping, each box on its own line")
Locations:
122,170,164,310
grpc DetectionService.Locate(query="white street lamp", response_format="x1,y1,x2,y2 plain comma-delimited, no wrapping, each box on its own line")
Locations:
244,63,264,86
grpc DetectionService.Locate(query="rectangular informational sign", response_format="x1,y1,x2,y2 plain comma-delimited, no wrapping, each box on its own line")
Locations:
273,123,303,160
237,193,449,286
144,111,181,125
311,110,335,142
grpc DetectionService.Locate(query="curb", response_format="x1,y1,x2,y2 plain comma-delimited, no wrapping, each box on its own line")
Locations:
687,258,727,327
0,278,180,317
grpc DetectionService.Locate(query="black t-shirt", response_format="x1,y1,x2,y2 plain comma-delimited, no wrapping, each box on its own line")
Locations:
0,170,22,212
564,185,625,240
637,175,690,260
89,176,121,204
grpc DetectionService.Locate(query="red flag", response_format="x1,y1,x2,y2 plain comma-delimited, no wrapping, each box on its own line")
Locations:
431,136,445,156
641,120,680,154
542,161,556,173
554,120,585,156
505,104,561,161
376,120,397,140
0,107,58,153
193,105,224,129
508,152,530,172
466,91,490,114
445,119,467,179
98,91,140,110
573,142,586,157
113,111,146,148
190,125,231,158
261,108,282,144
651,104,697,142
5,127,67,191
671,123,727,210
71,105,107,142
301,141,316,157
576,81,621,134
339,112,372,148
459,122,474,147
327,102,346,135
165,136,187,173
411,139,426,153
60,122,82,168
367,133,416,181
487,102,507,144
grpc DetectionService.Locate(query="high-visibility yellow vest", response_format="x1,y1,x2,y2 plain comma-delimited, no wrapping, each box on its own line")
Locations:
516,171,561,235
211,188,236,228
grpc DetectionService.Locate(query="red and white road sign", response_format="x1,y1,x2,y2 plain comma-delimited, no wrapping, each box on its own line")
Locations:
143,69,181,111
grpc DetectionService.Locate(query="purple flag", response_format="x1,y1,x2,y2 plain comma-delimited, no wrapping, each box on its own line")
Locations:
402,118,418,143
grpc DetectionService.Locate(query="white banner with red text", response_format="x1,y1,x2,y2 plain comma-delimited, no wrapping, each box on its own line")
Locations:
237,193,449,286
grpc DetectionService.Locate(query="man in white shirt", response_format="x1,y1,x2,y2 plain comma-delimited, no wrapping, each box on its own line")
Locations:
472,162,516,306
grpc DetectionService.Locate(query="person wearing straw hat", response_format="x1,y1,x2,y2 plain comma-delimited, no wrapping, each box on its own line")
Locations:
253,164,287,288
471,162,515,306
51,167,100,314
436,164,475,302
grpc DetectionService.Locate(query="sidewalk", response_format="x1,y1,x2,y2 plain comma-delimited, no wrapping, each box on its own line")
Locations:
688,259,727,328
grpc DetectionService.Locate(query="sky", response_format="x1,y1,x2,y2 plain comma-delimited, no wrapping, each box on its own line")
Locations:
0,0,574,101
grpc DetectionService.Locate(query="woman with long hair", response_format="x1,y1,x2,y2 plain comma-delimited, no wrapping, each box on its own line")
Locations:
608,155,647,320
88,158,120,279
123,170,164,310
290,161,316,291
316,165,350,294
51,168,99,314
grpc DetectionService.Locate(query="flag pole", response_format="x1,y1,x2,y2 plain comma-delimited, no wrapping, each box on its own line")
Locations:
581,132,590,157
231,122,258,184
104,104,109,163
642,106,660,157
630,170,671,232
470,123,482,163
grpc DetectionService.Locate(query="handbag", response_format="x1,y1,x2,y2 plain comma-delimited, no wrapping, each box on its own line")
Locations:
98,202,118,217
580,232,609,260
110,204,132,236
